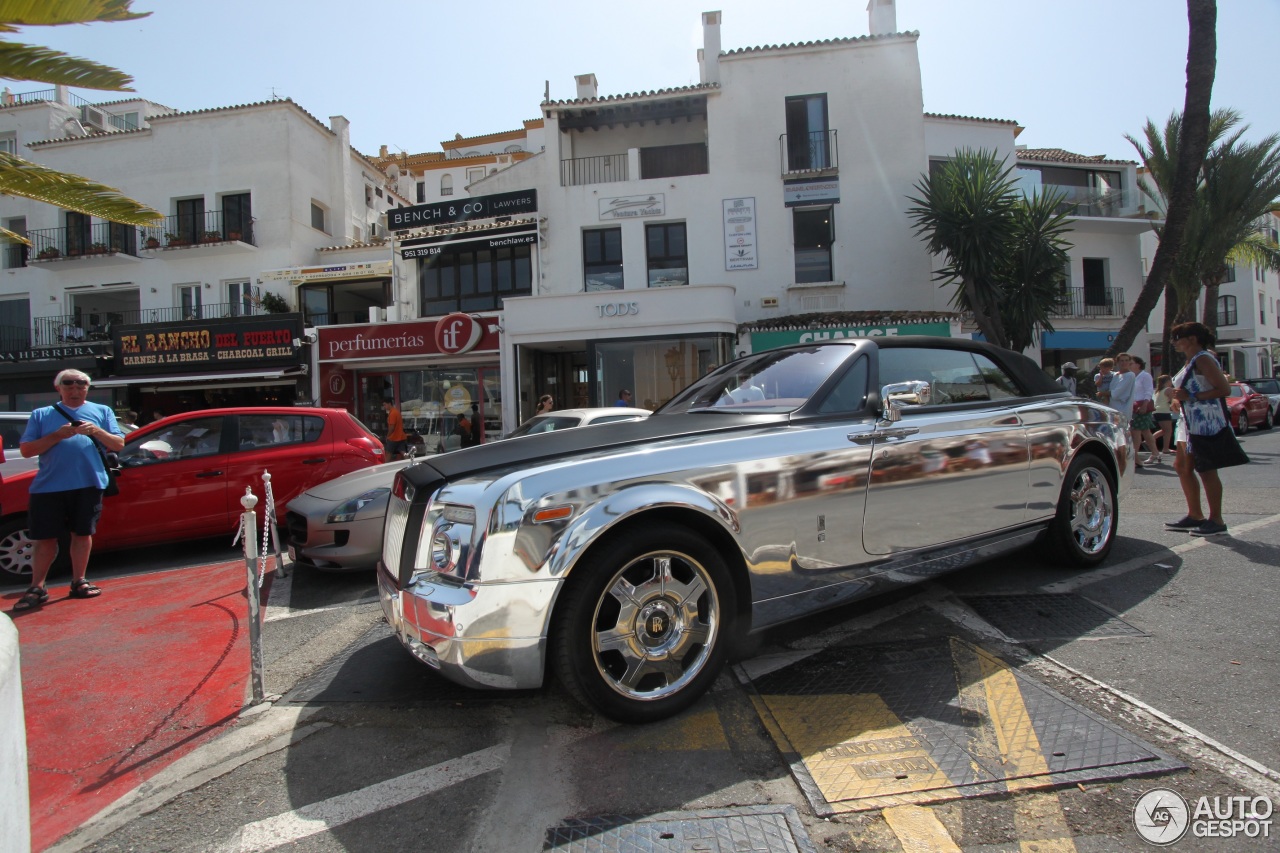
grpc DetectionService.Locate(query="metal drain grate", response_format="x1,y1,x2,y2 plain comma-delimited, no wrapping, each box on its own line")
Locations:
544,806,816,853
960,593,1146,640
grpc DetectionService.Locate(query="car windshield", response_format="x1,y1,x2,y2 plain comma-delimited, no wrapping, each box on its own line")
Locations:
660,346,855,414
1230,384,1245,397
507,415,582,438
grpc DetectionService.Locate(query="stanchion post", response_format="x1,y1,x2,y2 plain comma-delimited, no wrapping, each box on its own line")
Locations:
239,487,266,706
262,471,288,578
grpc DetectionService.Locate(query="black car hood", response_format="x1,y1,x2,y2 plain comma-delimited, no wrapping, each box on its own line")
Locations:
400,412,783,491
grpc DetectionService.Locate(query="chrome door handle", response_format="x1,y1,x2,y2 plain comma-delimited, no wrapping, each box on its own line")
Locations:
873,427,920,441
848,432,877,445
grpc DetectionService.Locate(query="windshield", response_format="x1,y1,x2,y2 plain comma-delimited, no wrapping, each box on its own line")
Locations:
659,346,855,414
506,414,582,438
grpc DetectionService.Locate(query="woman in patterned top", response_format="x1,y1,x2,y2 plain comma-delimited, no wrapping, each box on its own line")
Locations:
1165,322,1234,537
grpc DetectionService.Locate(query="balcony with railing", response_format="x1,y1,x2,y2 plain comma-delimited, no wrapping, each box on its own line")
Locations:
28,211,256,267
31,301,269,347
560,142,710,187
140,210,255,253
780,129,839,175
561,153,628,187
1039,185,1137,218
1051,287,1126,318
28,222,141,266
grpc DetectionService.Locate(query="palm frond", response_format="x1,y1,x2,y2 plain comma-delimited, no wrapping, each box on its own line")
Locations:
0,151,160,224
0,0,148,31
0,42,133,89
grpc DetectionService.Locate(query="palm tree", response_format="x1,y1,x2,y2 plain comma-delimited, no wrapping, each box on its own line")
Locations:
907,148,1071,352
1106,0,1217,359
0,0,160,244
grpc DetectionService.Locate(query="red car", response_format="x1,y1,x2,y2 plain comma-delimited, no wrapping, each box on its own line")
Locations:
1227,382,1273,434
0,407,383,580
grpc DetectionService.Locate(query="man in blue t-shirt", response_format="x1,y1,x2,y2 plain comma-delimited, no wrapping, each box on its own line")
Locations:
13,369,125,612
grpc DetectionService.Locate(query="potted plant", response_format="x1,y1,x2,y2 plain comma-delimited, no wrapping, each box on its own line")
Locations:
257,292,290,313
36,246,60,260
226,230,242,241
89,242,109,255
144,235,161,249
164,232,188,248
200,230,222,244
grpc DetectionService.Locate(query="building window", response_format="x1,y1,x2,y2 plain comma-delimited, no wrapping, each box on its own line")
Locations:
466,167,486,185
0,133,15,155
440,175,453,196
784,93,830,171
419,243,533,315
3,217,27,269
175,197,205,244
310,201,327,233
1217,294,1237,327
1223,264,1236,283
0,297,32,352
176,283,203,319
1261,292,1267,325
1082,258,1110,306
416,181,426,203
226,280,255,316
646,223,688,287
301,279,390,326
793,207,833,283
221,192,251,242
65,211,91,256
583,228,623,291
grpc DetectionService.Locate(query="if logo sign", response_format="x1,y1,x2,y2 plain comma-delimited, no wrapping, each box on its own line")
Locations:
435,313,483,355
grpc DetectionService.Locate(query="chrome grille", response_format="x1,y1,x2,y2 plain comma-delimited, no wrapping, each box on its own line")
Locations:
383,492,411,581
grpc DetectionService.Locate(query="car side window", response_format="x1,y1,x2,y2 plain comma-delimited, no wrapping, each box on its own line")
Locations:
877,348,1024,405
817,356,869,414
238,414,324,449
121,417,224,465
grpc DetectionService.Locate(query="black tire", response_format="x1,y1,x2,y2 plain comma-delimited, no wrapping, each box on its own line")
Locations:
1235,410,1249,436
551,523,735,724
1047,453,1117,568
1261,407,1273,431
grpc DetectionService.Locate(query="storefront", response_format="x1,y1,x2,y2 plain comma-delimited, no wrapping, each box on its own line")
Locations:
315,313,502,449
94,314,307,421
0,343,112,411
742,313,962,352
501,286,738,422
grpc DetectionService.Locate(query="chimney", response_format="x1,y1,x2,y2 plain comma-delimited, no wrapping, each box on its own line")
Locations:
575,73,598,101
867,0,897,36
701,11,722,85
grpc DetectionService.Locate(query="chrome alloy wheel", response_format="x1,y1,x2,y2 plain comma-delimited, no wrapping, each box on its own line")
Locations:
0,521,35,580
1069,466,1114,555
590,549,720,702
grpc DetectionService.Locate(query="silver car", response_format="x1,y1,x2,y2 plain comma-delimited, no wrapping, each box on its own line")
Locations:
286,408,651,572
378,338,1131,722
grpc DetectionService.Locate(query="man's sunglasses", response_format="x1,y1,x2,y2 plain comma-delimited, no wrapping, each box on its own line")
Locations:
60,379,89,386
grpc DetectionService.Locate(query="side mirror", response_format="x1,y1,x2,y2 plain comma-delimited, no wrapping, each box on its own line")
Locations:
880,380,931,422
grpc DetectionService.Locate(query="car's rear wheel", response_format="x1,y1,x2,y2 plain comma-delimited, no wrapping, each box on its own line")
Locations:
0,518,35,580
1261,407,1273,431
1048,453,1116,568
551,523,734,723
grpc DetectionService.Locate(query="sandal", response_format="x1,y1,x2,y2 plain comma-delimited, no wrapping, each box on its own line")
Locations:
13,586,48,612
69,579,102,599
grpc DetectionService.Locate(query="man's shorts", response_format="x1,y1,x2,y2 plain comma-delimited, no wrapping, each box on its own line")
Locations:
28,487,104,539
385,439,406,457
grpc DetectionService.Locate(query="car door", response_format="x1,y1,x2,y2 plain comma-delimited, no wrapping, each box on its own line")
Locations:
225,412,333,517
101,415,231,547
862,347,1031,556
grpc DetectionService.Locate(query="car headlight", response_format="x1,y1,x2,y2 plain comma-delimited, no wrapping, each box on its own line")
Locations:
327,487,390,524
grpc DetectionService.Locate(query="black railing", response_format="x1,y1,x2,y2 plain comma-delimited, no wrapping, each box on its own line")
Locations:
32,302,266,346
780,129,838,174
140,210,255,248
1051,287,1126,318
561,153,628,187
639,142,708,179
28,221,139,260
4,244,28,269
0,324,32,354
4,88,55,106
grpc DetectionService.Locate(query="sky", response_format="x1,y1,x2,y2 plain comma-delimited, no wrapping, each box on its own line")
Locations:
12,0,1280,164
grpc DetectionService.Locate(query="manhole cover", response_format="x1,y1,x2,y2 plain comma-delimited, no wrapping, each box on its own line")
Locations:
544,806,815,852
743,637,1181,814
961,593,1146,640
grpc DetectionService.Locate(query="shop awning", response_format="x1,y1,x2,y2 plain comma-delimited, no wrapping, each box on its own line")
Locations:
94,366,306,390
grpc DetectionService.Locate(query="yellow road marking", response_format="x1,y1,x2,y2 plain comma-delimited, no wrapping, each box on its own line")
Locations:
883,804,962,853
615,707,729,751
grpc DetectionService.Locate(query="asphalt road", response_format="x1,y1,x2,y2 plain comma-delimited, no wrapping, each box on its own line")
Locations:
38,426,1280,852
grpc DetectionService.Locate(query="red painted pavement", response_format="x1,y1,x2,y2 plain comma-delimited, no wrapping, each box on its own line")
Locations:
9,561,257,852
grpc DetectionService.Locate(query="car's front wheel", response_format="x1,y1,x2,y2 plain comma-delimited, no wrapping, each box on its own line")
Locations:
1235,410,1249,435
0,518,35,581
551,523,734,723
1048,453,1116,568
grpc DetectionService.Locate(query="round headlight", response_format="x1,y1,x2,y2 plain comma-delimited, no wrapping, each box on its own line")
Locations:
430,527,455,571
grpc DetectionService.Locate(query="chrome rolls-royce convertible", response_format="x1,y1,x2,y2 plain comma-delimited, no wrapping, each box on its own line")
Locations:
378,337,1130,722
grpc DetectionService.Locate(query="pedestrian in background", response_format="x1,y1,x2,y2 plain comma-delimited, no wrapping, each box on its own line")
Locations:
1055,362,1078,395
1166,321,1242,537
1108,353,1136,442
13,369,125,612
535,395,554,415
117,410,138,433
1129,355,1159,467
382,400,406,460
614,389,633,407
1093,358,1116,404
1150,374,1176,462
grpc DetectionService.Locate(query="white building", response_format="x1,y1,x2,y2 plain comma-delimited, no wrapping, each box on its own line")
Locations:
0,87,406,418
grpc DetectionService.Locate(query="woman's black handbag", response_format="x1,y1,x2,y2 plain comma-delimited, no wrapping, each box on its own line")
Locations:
52,403,122,496
1188,427,1249,472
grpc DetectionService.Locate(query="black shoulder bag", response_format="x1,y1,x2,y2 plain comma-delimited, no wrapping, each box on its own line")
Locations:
52,403,122,496
1179,358,1249,472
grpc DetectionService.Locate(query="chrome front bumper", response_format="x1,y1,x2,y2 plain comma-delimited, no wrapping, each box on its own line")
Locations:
377,563,560,690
